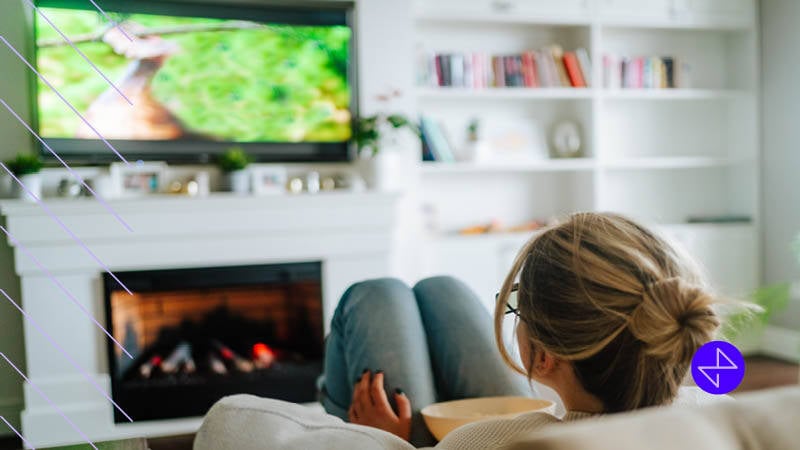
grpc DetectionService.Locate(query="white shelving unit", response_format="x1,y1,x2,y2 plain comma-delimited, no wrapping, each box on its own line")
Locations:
411,0,760,304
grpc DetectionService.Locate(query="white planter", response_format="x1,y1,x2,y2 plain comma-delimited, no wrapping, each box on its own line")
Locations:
358,151,402,192
11,173,42,202
226,169,250,194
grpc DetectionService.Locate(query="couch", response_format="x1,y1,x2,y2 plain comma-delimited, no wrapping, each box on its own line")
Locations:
194,386,800,449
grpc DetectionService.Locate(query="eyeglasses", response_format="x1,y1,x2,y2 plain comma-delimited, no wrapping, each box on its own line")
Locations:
496,283,520,317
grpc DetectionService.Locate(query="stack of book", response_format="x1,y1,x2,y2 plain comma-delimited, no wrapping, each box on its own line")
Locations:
420,116,456,162
418,46,591,89
603,54,689,89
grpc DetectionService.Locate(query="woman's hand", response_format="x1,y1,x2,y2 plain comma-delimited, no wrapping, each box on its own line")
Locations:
348,370,412,442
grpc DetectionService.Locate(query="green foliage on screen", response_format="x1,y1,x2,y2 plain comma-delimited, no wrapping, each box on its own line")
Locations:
35,8,352,142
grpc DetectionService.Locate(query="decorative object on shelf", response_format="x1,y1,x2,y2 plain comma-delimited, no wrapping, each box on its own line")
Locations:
287,177,304,194
217,147,252,194
305,171,320,194
550,121,583,159
110,161,166,197
475,117,548,162
80,175,114,199
250,165,287,196
354,89,420,191
194,171,210,197
458,118,482,162
458,219,548,236
5,152,43,202
321,176,337,191
58,177,82,198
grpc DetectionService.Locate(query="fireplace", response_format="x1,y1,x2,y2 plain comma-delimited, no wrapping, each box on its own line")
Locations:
103,262,324,423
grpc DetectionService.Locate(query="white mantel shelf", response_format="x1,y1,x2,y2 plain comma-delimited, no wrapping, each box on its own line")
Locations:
0,190,402,447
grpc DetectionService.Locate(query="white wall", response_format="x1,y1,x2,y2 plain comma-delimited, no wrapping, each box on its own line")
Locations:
0,0,31,435
760,0,800,330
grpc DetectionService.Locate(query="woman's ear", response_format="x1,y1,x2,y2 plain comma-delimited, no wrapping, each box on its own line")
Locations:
534,349,558,377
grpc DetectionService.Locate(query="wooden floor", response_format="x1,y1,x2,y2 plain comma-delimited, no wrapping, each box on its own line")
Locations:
1,355,797,450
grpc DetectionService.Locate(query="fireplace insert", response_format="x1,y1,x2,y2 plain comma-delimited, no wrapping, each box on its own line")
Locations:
103,262,323,422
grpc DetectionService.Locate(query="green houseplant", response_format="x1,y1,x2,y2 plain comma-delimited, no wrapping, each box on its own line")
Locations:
4,152,43,201
216,147,252,194
354,113,420,158
722,234,799,365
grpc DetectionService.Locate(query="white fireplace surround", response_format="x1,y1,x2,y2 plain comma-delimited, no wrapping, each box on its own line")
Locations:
0,191,400,447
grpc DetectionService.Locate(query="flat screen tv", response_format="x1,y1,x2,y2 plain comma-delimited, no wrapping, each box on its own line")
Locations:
32,0,356,163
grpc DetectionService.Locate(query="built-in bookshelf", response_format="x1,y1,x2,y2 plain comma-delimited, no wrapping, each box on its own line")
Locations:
409,0,760,305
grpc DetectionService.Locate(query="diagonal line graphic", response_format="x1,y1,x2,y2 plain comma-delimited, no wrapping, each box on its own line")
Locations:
0,35,129,165
86,0,133,42
0,352,98,450
0,163,133,295
1,288,134,421
0,415,35,450
0,224,132,358
0,99,133,233
23,0,133,105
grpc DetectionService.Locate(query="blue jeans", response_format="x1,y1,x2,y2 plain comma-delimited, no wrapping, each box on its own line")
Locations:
319,276,533,447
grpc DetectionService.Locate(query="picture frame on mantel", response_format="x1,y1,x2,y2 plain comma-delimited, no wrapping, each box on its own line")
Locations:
251,165,288,195
109,161,166,198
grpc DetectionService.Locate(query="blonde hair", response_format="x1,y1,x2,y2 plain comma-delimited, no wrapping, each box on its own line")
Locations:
494,212,720,412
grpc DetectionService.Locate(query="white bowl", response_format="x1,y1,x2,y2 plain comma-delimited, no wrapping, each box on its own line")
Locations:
420,396,556,441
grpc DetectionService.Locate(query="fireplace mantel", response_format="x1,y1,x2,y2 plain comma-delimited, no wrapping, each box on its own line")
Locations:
0,191,400,447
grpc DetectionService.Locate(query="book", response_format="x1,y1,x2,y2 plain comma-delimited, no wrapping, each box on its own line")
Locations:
450,53,464,87
420,116,455,163
576,48,592,87
493,56,505,87
550,46,571,87
563,51,586,87
535,50,552,87
521,51,536,87
662,57,675,88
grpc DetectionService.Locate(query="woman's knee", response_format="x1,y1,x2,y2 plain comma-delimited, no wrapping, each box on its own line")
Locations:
413,275,468,298
334,277,413,320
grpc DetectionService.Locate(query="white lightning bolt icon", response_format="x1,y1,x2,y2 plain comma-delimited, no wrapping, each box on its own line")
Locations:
697,348,739,389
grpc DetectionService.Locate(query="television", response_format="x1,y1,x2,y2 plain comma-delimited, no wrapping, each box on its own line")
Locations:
32,0,356,163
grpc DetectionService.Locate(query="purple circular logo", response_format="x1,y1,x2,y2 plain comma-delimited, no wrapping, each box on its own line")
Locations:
691,340,745,395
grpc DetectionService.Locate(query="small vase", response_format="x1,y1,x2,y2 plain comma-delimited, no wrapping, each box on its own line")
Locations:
226,169,250,194
358,151,402,192
12,173,42,202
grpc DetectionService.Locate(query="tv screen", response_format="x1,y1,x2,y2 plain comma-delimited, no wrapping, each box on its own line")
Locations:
33,0,355,163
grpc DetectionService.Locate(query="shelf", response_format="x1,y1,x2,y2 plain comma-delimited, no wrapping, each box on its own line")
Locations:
600,89,750,100
601,156,752,170
420,159,595,174
416,87,593,100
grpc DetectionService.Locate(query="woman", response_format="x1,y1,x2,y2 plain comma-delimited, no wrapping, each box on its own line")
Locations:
319,212,723,448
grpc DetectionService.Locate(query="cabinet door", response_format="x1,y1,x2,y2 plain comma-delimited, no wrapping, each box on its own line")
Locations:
598,0,673,21
416,0,592,19
689,0,754,23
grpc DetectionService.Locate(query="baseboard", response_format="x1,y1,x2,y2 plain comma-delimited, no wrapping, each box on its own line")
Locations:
760,325,800,363
0,398,23,437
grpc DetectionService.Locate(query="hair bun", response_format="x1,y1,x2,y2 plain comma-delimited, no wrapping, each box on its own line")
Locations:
628,277,720,365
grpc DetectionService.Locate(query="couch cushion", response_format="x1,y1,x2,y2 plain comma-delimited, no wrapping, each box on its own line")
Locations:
500,386,800,450
194,394,414,450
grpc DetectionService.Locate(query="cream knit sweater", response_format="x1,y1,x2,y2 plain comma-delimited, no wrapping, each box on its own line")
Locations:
427,410,594,450
424,387,725,450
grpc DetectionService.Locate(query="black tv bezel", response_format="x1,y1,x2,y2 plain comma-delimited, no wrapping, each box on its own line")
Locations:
30,0,359,164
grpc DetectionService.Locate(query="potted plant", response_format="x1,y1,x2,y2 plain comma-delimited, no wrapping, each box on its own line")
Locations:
217,147,252,194
5,152,43,202
353,90,420,191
